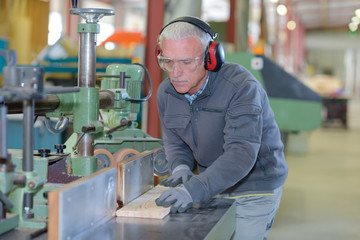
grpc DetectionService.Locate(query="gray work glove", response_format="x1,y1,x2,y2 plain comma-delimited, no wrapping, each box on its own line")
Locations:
160,164,194,187
155,185,193,213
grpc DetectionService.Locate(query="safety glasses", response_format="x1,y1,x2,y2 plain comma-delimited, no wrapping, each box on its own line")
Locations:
157,55,204,72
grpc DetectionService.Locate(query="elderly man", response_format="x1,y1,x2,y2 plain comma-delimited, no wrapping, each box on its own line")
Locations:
155,16,288,239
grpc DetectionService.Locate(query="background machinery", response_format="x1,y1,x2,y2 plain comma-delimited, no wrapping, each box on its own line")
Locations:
0,4,168,236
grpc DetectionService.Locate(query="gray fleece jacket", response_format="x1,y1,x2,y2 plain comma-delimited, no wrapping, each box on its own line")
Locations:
157,62,288,203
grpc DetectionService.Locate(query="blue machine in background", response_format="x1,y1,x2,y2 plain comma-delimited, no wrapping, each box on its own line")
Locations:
6,116,62,150
0,39,7,75
0,38,62,150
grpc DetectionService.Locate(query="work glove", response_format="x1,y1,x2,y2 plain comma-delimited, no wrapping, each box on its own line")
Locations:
155,185,193,213
160,164,194,187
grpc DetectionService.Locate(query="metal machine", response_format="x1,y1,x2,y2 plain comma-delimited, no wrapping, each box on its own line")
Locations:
0,4,164,236
0,3,235,240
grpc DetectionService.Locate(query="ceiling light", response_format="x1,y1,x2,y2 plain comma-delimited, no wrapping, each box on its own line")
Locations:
348,22,358,32
277,4,287,16
104,42,116,50
287,20,296,31
270,0,279,3
355,9,360,18
352,16,360,25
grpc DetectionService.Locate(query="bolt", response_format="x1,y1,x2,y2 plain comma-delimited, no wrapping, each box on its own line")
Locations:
28,182,35,189
54,144,66,154
24,207,30,214
38,148,51,158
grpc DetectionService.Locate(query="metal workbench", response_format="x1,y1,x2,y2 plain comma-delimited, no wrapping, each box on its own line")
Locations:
0,198,235,240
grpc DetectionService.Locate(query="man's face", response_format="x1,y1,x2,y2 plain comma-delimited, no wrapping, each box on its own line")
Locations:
160,37,208,95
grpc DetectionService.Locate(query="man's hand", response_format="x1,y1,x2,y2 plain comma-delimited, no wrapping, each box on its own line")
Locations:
160,165,194,187
155,186,193,213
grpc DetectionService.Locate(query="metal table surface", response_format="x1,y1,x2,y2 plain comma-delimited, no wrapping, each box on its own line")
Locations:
0,198,235,240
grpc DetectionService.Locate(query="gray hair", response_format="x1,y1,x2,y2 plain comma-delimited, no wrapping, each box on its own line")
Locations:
158,22,212,52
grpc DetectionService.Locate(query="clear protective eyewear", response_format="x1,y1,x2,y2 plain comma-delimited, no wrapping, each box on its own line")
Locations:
157,55,204,72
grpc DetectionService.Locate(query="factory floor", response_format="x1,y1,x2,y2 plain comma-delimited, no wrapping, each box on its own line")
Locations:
268,99,360,240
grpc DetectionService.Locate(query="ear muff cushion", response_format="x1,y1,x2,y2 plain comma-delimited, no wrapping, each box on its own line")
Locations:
155,43,161,57
205,41,225,72
155,43,161,65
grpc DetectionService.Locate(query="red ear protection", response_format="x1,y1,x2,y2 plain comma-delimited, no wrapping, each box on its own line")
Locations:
155,16,225,72
155,42,161,59
205,41,225,72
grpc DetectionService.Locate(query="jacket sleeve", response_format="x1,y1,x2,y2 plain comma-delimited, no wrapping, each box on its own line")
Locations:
157,82,195,173
185,79,263,203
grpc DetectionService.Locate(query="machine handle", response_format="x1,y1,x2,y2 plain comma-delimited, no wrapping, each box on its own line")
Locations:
72,0,78,8
105,118,132,137
0,191,13,209
124,63,152,103
45,117,69,134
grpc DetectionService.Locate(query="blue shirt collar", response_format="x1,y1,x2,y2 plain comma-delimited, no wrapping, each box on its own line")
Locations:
184,75,209,104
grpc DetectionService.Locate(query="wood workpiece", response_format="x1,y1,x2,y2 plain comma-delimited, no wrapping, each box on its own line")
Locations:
116,185,171,219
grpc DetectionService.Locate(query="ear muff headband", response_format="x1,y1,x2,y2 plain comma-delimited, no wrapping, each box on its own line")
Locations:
156,16,225,72
159,16,218,40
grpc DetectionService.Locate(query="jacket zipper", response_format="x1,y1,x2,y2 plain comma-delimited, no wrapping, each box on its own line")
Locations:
198,107,224,113
189,103,198,147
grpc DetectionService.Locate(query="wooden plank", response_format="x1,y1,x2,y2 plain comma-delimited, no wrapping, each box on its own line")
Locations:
48,186,60,240
116,185,171,219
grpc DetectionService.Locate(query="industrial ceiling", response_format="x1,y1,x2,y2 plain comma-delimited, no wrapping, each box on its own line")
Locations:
287,0,360,30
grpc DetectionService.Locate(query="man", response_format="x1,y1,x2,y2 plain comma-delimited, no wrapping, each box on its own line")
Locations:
155,16,288,239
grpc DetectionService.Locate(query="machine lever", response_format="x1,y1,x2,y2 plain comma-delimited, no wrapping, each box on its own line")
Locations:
72,133,85,153
71,125,96,153
0,191,13,209
72,0,78,8
105,119,132,137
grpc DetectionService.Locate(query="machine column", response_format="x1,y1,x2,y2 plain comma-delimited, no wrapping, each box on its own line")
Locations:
78,31,96,88
0,105,8,158
76,22,98,158
22,100,34,173
69,8,114,176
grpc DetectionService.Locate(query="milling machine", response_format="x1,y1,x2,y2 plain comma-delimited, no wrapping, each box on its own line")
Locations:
0,3,235,240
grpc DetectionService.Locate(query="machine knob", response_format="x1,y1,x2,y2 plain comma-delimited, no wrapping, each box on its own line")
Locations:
38,148,51,158
54,144,66,154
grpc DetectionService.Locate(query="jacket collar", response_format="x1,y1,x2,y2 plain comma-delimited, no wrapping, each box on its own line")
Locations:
164,71,215,101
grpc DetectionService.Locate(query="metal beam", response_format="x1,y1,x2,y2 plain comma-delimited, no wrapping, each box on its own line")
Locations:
48,168,117,240
144,0,165,138
227,0,236,44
